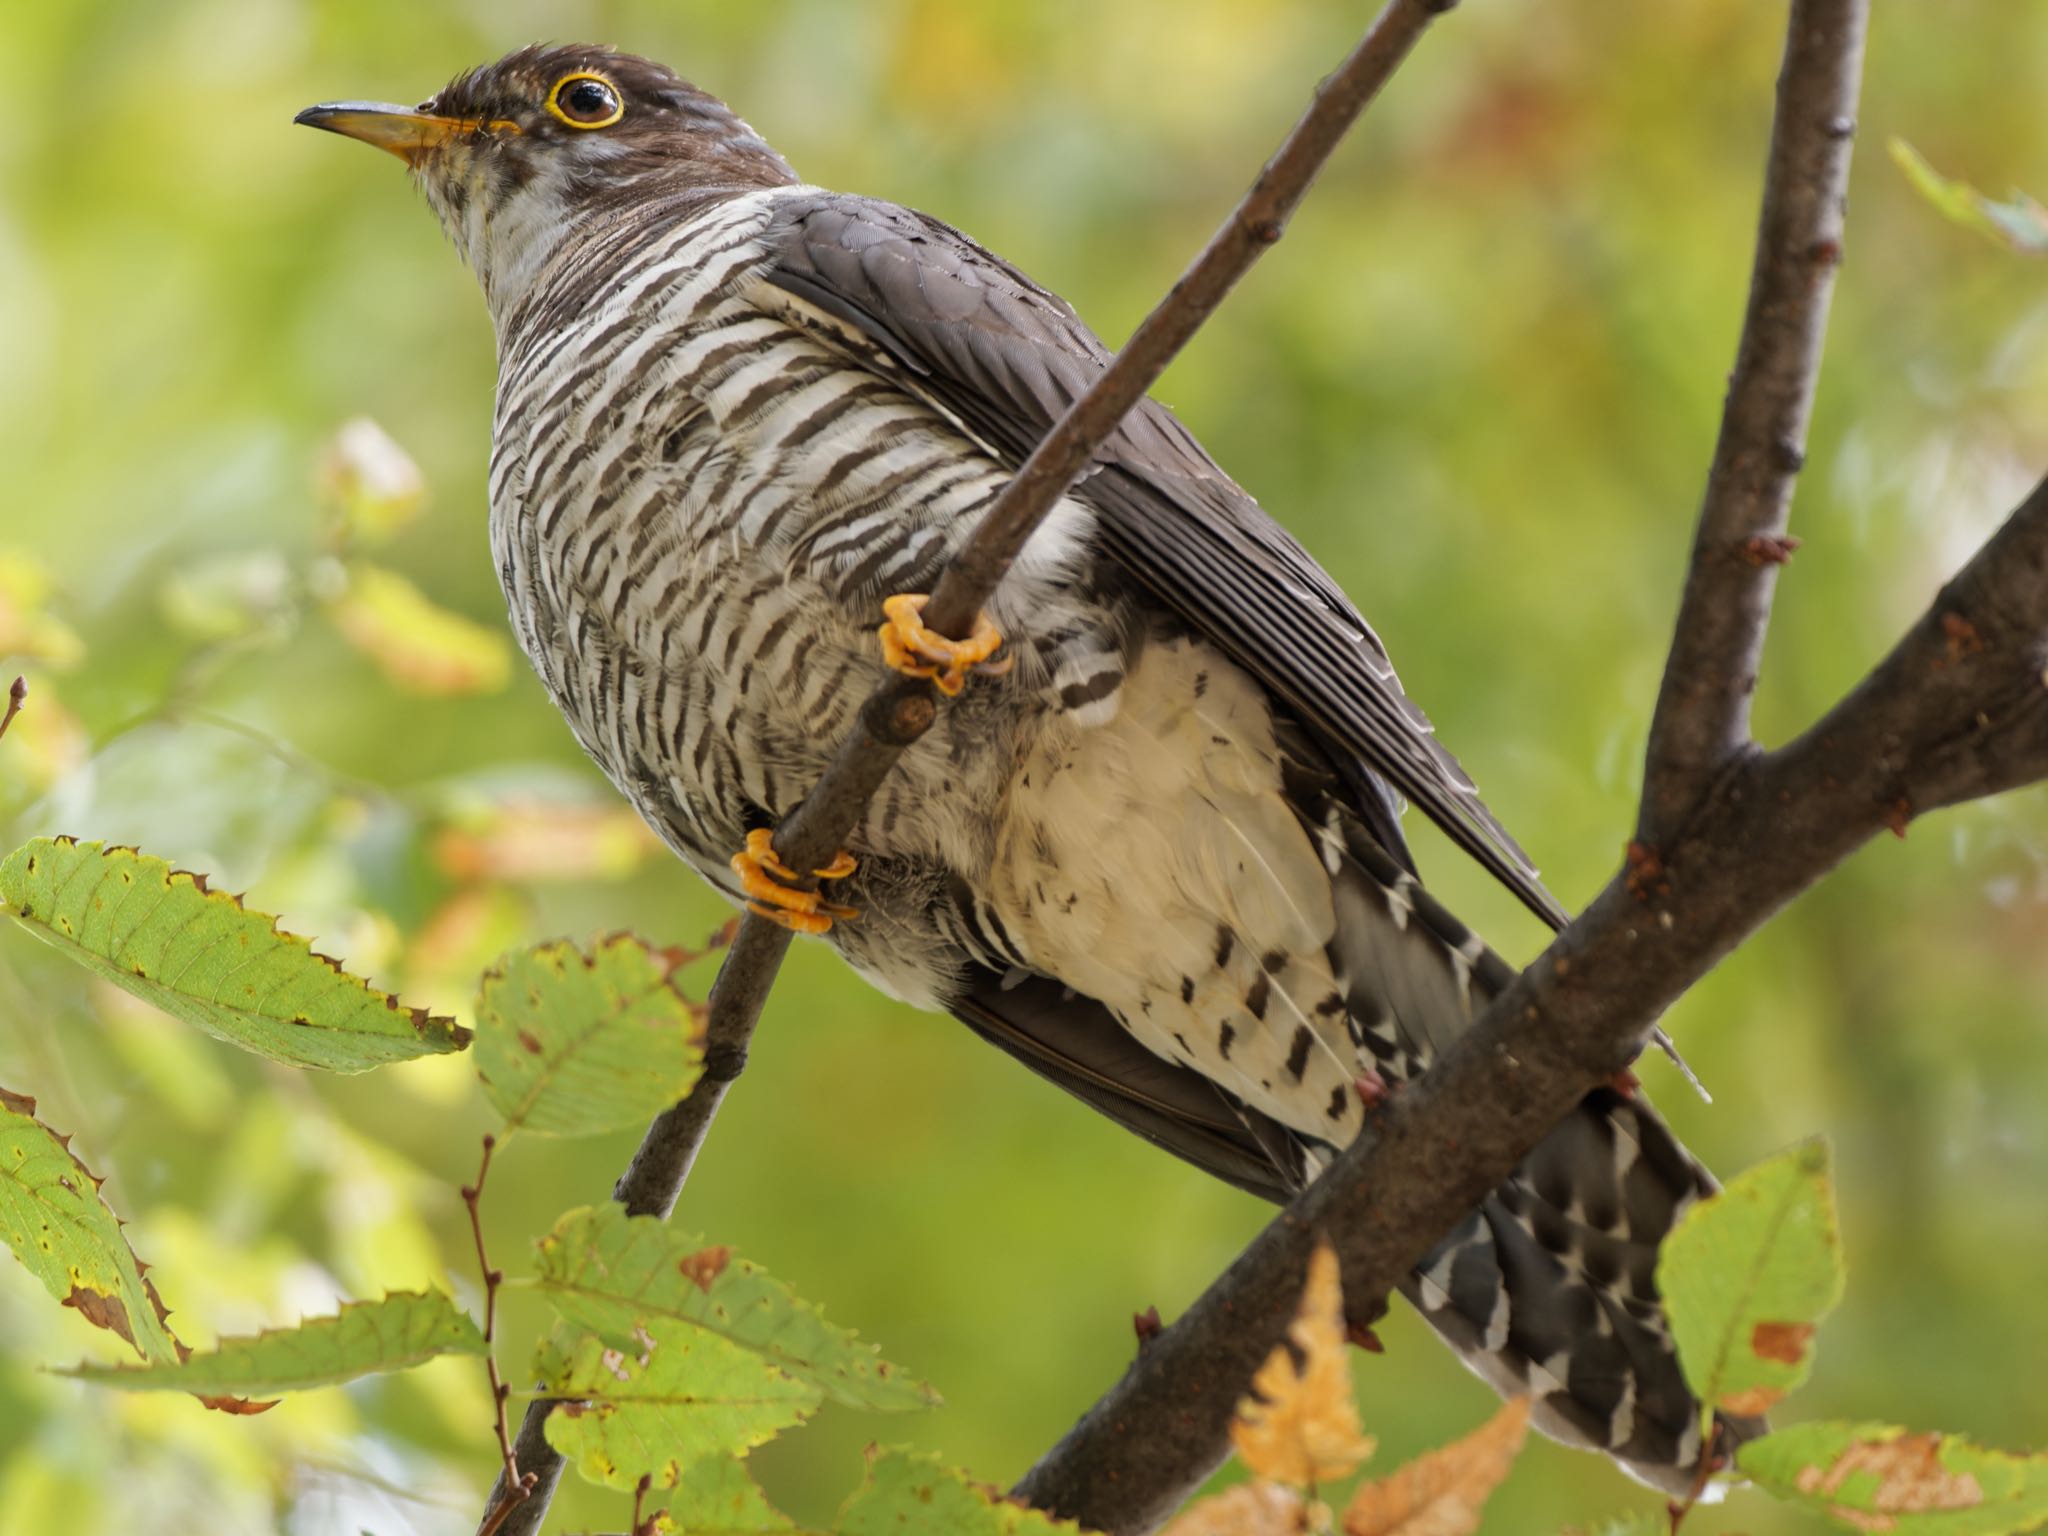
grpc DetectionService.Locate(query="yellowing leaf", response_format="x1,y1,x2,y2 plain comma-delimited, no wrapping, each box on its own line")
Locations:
534,1204,935,1412
837,1449,1093,1536
324,559,509,696
539,1318,820,1491
1,837,470,1071
63,1290,483,1396
1739,1421,2048,1535
475,936,713,1137
1159,1482,1315,1536
0,1086,181,1365
1341,1397,1529,1536
660,1454,801,1534
1231,1242,1375,1487
319,417,427,545
1657,1138,1842,1417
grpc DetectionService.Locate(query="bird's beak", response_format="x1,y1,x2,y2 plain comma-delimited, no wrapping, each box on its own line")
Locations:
294,101,516,165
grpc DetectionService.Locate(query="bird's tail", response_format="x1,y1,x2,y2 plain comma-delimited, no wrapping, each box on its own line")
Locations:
1290,764,1760,1496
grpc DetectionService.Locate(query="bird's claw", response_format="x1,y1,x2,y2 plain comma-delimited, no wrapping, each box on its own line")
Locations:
878,593,1012,696
730,829,858,936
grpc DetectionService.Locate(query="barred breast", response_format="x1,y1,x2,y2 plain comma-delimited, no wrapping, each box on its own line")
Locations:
483,187,1130,1004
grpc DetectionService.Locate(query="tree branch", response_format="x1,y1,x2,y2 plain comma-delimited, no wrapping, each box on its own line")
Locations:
1639,0,1867,842
1014,3,1911,1530
472,2,1454,1530
1015,466,2048,1535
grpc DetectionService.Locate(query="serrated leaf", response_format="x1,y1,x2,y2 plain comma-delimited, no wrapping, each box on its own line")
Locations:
1,837,470,1071
0,1086,180,1364
538,1319,819,1492
661,1455,809,1534
324,559,509,696
1891,139,2048,256
1342,1397,1529,1536
1159,1482,1314,1536
476,936,711,1137
1658,1138,1843,1418
1739,1422,2048,1535
839,1449,1093,1536
319,417,427,546
535,1204,934,1411
62,1290,483,1396
1231,1242,1375,1487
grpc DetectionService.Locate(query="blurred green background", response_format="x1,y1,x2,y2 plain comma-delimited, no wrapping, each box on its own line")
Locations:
4,2,2047,1532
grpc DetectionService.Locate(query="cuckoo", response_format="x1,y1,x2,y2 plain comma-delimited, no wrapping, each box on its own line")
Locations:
300,46,1747,1493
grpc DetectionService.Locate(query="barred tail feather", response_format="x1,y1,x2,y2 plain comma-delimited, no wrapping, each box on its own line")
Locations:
1285,747,1759,1495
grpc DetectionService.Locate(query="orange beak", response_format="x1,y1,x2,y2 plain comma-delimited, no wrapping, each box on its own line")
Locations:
294,101,516,165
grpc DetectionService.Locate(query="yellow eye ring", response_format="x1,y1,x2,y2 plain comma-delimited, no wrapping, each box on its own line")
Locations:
547,71,624,130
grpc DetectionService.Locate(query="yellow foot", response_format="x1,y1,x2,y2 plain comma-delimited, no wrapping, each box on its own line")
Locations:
878,593,1012,697
729,829,859,936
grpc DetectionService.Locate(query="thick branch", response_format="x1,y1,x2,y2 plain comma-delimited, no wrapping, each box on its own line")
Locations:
1639,0,1867,842
1018,4,1895,1529
472,3,1452,1531
1015,472,2048,1535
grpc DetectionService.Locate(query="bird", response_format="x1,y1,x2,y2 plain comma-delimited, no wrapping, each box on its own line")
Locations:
298,45,1746,1494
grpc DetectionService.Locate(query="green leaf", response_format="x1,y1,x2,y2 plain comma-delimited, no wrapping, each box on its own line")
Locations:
324,558,510,696
475,936,710,1137
839,1449,1089,1536
1657,1137,1843,1418
62,1290,483,1396
1891,139,2048,255
0,1086,180,1364
1,837,471,1071
1739,1422,2048,1535
537,1319,819,1492
535,1204,936,1411
661,1455,809,1534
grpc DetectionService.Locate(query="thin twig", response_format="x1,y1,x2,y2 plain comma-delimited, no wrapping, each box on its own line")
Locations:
465,1134,537,1535
1638,0,1868,842
0,676,25,744
473,4,1453,1533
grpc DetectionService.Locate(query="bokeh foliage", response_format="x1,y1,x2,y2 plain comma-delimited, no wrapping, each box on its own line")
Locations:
3,2,2047,1532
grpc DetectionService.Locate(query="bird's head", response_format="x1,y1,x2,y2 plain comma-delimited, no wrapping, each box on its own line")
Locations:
297,45,795,318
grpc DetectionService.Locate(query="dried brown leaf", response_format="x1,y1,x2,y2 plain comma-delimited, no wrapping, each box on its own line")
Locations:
1341,1397,1530,1536
1230,1242,1375,1487
1159,1482,1317,1536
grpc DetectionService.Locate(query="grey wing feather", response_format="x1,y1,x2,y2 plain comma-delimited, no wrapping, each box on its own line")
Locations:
757,190,1569,929
950,968,1311,1205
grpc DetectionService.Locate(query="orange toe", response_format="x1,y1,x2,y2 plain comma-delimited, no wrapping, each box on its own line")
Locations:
878,593,1009,696
730,829,859,935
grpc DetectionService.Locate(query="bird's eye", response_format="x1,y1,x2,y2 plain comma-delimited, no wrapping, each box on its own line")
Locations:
548,72,624,130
